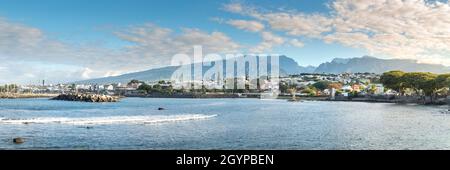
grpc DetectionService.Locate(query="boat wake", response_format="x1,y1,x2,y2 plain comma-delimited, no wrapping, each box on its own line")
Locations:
0,114,217,125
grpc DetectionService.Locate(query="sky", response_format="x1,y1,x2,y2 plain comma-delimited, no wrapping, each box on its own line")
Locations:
0,0,449,84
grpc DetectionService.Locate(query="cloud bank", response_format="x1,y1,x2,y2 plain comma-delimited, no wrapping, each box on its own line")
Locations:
224,0,450,65
1,0,450,84
0,20,241,84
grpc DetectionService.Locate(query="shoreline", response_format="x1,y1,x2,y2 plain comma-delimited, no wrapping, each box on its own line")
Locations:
2,92,447,106
136,95,449,105
0,93,58,99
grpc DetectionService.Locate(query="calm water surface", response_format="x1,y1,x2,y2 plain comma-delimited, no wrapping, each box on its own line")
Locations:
0,98,448,150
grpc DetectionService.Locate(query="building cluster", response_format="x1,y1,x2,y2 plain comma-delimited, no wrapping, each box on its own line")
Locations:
280,73,392,97
16,82,140,95
12,73,393,98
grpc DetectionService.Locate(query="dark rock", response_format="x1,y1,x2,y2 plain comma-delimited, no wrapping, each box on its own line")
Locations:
13,137,24,144
51,93,119,103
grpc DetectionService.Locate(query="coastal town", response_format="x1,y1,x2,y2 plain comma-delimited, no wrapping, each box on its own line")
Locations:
4,0,450,154
0,73,382,96
1,71,449,104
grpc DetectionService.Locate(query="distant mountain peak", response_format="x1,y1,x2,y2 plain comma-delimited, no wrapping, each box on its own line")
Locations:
74,55,315,84
316,56,450,74
361,55,376,59
330,58,350,64
74,55,449,84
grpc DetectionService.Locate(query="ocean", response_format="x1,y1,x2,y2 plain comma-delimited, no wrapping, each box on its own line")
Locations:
0,98,448,149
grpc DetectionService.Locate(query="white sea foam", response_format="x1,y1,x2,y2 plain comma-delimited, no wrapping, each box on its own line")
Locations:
0,114,217,125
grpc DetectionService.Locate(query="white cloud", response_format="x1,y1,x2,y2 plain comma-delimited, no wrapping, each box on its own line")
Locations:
0,61,92,84
226,19,265,32
115,24,241,67
0,18,44,50
0,18,123,83
81,68,93,79
222,3,334,38
328,0,450,65
0,19,242,84
261,13,333,38
289,39,305,48
224,0,450,65
223,3,244,13
250,31,285,53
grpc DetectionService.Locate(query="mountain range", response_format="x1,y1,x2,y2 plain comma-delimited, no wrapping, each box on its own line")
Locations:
74,55,309,84
74,56,450,84
314,56,450,74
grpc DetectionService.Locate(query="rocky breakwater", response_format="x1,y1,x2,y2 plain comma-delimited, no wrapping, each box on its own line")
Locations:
51,93,119,102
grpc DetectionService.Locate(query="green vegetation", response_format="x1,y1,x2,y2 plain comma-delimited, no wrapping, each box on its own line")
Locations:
280,80,343,97
280,82,295,94
312,81,331,91
380,71,405,94
136,80,174,95
380,71,450,103
301,87,317,96
0,84,18,93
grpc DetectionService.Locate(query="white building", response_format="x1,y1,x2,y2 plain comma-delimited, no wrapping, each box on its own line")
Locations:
105,85,114,91
342,85,352,92
374,84,384,95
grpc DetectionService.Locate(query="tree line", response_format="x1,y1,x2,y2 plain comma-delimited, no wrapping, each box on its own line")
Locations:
0,84,19,93
380,71,450,102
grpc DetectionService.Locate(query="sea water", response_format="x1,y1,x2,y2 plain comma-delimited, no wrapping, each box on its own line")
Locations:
0,98,448,150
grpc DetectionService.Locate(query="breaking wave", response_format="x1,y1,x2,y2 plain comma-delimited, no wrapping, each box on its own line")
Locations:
0,114,217,125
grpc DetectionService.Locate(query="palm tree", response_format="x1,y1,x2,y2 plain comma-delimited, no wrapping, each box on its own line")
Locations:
288,88,298,101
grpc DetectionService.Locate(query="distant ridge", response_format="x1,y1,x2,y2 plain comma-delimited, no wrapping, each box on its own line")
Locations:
74,55,312,84
314,56,450,74
74,55,450,84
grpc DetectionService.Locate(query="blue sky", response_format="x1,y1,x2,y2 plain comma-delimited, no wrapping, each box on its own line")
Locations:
0,0,448,84
0,0,364,65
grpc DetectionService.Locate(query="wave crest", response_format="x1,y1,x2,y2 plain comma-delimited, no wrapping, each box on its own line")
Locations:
0,114,217,125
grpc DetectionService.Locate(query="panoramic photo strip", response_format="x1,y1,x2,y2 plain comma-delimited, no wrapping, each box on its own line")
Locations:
1,0,450,168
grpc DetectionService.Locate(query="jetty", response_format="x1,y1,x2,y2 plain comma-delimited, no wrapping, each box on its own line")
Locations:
51,93,119,102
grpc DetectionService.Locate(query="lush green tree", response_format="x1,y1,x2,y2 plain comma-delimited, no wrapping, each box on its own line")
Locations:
379,71,450,103
279,82,289,93
137,83,152,93
301,88,316,96
402,72,437,96
312,81,331,91
69,84,76,92
380,70,405,93
167,84,174,95
436,74,450,89
0,84,18,93
128,79,140,85
152,84,162,93
369,84,377,94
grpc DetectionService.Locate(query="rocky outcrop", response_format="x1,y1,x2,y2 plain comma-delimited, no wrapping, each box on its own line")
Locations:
13,137,24,144
51,93,119,102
